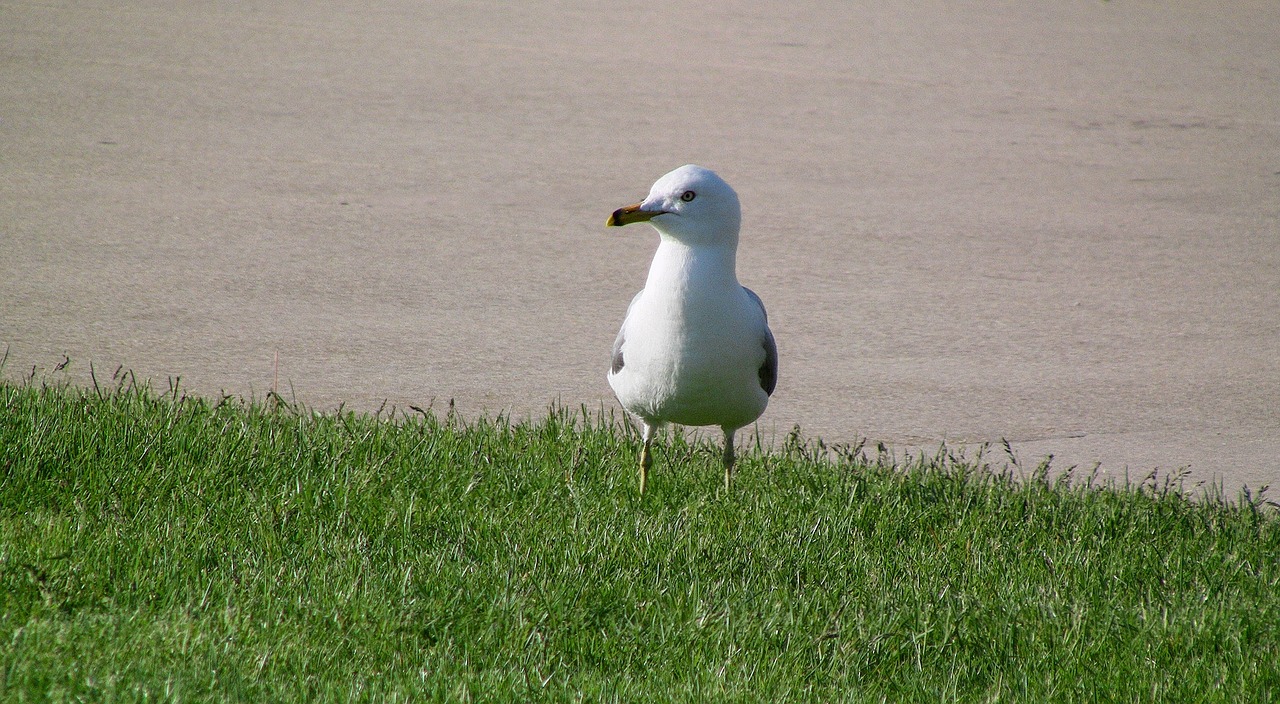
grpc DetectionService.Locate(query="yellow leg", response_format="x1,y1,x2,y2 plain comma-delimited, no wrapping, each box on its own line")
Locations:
723,430,736,491
639,441,652,494
639,424,656,494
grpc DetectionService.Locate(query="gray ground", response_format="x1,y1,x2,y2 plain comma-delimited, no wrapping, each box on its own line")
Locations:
3,1,1278,493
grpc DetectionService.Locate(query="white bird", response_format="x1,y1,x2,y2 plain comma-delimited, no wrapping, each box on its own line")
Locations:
606,164,778,493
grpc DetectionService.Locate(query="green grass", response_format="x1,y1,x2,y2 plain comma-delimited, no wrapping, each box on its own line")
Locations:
1,375,1278,702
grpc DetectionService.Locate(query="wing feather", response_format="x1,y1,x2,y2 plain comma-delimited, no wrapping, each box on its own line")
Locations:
610,291,645,374
743,287,778,396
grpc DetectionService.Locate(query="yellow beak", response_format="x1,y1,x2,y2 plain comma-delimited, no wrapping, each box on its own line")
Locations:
607,203,661,227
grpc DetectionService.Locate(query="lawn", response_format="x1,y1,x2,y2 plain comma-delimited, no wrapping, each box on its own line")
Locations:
1,375,1278,702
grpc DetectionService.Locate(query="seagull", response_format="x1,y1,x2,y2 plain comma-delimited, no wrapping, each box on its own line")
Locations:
606,164,778,493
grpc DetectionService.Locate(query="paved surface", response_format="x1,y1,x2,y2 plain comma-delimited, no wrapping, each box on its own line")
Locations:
3,1,1278,493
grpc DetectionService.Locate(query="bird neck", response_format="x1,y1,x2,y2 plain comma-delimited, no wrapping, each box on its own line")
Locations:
644,237,740,293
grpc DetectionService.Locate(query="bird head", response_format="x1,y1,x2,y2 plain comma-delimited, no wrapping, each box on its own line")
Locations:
607,165,741,246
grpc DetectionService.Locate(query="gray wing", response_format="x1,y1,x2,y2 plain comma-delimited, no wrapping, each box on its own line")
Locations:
744,287,778,396
611,291,644,374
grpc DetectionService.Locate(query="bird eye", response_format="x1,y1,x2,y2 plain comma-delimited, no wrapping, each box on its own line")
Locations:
680,190,696,202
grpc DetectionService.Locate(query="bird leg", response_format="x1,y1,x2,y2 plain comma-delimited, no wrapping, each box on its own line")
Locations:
722,430,737,491
639,442,652,494
639,423,655,494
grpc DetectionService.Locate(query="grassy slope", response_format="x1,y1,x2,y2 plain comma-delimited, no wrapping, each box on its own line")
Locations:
1,379,1278,702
